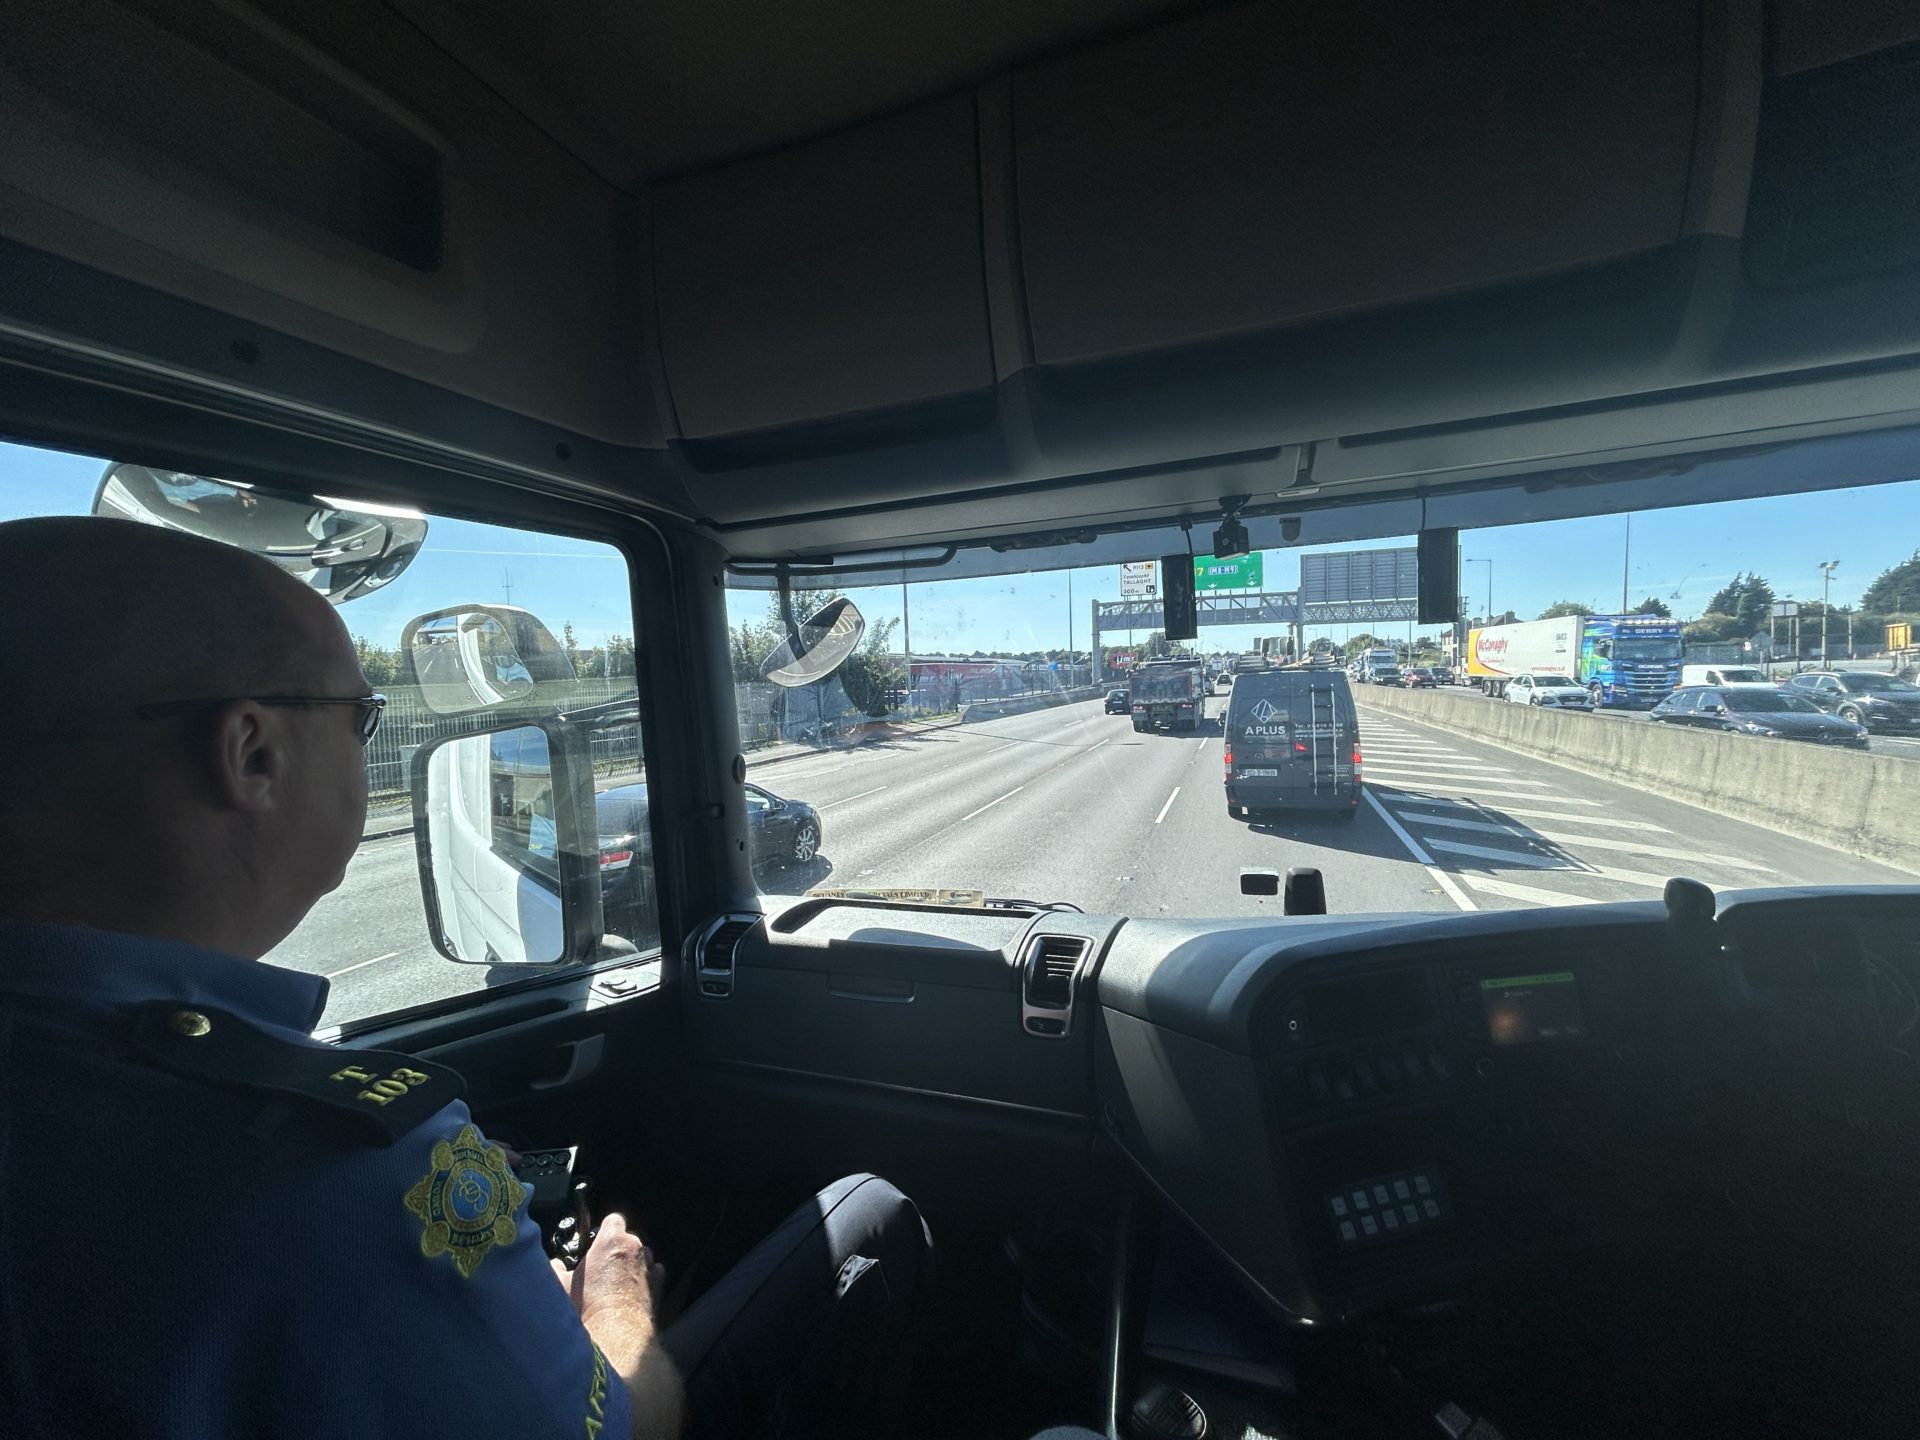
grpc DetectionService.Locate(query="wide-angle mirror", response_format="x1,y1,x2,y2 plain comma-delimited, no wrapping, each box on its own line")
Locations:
761,596,866,687
93,462,426,603
402,605,578,716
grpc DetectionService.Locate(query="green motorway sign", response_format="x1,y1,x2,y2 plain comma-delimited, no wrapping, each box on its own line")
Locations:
1193,553,1264,591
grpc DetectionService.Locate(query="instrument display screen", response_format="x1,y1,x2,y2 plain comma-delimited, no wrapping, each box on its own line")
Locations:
1480,971,1584,1045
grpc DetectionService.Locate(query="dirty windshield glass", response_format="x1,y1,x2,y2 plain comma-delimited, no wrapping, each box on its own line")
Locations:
729,480,1920,916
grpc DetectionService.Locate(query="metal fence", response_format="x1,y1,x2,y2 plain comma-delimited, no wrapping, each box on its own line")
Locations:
367,679,642,801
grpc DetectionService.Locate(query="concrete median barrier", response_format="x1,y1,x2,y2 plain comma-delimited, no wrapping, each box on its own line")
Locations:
1353,686,1920,874
961,686,1105,722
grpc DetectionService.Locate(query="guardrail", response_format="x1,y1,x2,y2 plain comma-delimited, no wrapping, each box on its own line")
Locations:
1351,686,1919,874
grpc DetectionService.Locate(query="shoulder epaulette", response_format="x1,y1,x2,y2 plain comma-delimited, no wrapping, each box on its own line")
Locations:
126,1002,463,1146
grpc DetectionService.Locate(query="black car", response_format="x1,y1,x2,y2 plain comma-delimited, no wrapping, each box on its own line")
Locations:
595,780,822,939
1104,687,1130,714
1784,670,1920,733
1429,665,1456,685
1648,686,1868,747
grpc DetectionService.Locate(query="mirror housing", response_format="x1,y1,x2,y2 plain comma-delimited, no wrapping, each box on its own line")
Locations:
402,605,578,716
760,596,866,687
93,463,426,603
410,718,601,965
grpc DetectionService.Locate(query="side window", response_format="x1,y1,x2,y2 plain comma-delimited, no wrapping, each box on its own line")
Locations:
1,439,657,1031
1669,691,1700,712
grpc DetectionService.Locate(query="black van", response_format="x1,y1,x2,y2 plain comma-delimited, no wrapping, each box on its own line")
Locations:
1224,667,1362,819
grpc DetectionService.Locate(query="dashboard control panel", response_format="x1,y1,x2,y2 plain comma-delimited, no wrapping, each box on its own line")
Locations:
1268,967,1457,1119
1325,1166,1451,1249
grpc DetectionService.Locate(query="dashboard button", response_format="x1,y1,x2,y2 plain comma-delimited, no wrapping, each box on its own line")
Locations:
1382,1209,1400,1231
1330,1195,1349,1218
1351,1190,1370,1211
1339,1221,1357,1243
1402,1203,1420,1225
1372,1184,1391,1206
1360,1215,1379,1236
1423,1198,1441,1220
1331,1072,1357,1103
1393,1179,1411,1201
1414,1174,1432,1196
1426,1049,1451,1082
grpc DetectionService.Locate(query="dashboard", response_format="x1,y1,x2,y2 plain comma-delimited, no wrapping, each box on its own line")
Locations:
1090,887,1920,1324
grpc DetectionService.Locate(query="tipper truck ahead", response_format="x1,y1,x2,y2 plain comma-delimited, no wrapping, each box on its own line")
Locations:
1130,657,1206,732
1466,613,1683,707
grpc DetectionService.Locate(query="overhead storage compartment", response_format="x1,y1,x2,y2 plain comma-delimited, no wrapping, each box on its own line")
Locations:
1013,2,1702,363
654,96,996,440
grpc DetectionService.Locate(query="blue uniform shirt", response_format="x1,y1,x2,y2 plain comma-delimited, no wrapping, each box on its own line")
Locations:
0,919,631,1440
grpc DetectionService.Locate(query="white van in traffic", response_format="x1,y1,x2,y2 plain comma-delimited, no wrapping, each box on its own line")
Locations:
1680,664,1773,687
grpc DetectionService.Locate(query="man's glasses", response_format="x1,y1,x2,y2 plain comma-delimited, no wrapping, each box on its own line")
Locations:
134,694,387,746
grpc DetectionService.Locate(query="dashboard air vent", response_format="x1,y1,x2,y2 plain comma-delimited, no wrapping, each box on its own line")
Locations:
695,914,757,999
1022,934,1091,1039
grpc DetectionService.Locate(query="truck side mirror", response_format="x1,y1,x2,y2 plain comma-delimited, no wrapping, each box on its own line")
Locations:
411,718,602,965
402,605,578,716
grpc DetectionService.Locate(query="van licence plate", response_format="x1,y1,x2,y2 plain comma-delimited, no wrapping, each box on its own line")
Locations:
1238,767,1279,777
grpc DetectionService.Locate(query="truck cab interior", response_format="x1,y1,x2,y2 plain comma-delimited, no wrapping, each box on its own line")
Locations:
5,2,1920,1436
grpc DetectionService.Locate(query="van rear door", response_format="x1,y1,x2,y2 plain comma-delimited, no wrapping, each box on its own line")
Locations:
1295,681,1357,802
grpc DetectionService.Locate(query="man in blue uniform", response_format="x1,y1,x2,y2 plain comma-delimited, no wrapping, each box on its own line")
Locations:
0,516,929,1438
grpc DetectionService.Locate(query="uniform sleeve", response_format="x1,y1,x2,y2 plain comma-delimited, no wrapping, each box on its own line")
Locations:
298,1102,637,1440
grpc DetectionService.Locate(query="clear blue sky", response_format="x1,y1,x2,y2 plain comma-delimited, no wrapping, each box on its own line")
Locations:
4,437,1915,655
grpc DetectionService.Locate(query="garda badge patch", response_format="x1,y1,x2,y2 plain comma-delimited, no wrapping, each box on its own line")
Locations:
404,1124,523,1278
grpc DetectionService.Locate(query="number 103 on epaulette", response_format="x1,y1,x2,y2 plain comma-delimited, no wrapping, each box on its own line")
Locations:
331,1064,432,1107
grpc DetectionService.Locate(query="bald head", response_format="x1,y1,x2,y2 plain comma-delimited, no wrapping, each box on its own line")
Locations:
1,516,348,711
0,516,372,957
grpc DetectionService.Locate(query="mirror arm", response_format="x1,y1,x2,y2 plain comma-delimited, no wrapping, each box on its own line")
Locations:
775,570,807,658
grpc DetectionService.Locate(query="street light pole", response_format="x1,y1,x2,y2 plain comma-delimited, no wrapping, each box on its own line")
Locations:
901,569,912,716
1620,514,1631,613
1818,560,1840,666
1466,558,1493,623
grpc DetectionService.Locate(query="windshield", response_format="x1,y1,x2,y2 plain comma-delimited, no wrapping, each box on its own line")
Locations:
727,479,1920,916
1614,636,1683,661
1841,673,1918,692
1722,691,1820,714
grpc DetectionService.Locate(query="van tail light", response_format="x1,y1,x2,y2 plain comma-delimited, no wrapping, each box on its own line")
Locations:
600,847,633,870
1294,741,1308,752
1353,747,1364,767
1223,746,1232,768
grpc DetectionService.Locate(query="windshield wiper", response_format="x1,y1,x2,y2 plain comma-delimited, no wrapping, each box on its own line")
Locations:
984,896,1086,914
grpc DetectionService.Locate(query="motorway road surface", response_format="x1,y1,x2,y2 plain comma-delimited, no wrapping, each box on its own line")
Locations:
271,695,1914,1029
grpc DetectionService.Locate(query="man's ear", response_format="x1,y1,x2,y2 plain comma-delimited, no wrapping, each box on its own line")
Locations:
205,701,283,813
